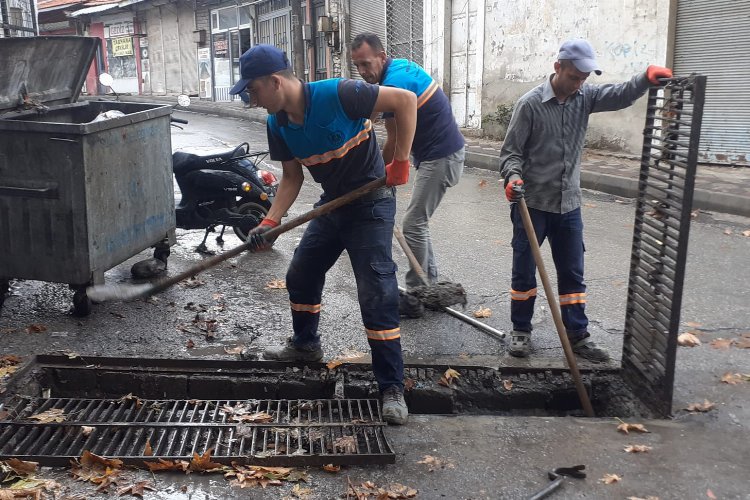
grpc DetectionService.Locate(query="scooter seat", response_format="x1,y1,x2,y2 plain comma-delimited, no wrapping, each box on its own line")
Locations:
173,145,245,175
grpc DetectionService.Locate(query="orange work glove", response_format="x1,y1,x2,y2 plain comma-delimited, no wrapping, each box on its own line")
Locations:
248,218,279,252
646,65,673,85
505,178,525,202
385,158,410,187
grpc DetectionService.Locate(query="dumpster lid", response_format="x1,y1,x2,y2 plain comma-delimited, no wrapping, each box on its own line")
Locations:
0,36,99,113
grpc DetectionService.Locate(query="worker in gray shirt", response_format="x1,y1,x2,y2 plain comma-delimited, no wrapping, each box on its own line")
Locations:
499,38,672,361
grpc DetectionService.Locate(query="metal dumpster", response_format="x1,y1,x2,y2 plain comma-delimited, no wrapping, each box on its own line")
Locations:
0,36,175,316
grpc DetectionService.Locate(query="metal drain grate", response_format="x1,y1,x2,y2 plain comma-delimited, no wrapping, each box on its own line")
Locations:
0,397,394,466
622,74,706,417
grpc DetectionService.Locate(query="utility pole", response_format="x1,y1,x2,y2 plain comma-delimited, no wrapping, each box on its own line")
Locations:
290,0,306,81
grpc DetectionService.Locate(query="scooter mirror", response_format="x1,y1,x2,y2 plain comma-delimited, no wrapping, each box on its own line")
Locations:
99,73,114,87
177,95,191,107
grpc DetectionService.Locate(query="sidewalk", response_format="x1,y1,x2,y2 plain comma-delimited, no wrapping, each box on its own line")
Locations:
118,95,750,217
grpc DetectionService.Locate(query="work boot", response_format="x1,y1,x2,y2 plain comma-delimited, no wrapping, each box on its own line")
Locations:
399,290,424,318
263,337,323,362
381,386,408,425
571,337,610,363
508,330,531,358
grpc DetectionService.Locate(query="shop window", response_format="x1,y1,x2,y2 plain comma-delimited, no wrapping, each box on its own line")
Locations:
218,7,238,30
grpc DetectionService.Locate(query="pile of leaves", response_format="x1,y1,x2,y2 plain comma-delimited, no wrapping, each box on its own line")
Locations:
0,355,22,395
0,458,59,499
345,479,417,499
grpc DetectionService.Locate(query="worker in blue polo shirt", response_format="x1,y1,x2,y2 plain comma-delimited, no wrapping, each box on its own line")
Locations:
351,33,465,318
229,44,417,425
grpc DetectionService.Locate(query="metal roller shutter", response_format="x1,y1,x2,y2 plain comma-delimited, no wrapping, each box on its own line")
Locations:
348,0,386,79
673,0,750,165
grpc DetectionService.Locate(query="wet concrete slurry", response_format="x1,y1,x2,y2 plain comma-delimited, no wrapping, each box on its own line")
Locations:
1,111,749,498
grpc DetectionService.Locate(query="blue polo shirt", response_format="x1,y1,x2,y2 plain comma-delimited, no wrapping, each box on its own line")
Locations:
380,58,464,166
267,79,383,201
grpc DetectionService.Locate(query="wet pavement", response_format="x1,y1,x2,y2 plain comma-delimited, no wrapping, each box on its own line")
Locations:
1,111,749,499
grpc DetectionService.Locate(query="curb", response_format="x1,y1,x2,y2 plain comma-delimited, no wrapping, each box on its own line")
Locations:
114,95,750,218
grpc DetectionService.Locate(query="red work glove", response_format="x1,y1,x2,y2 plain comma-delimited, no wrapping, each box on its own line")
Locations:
505,177,525,202
248,218,279,252
646,65,673,85
385,158,411,187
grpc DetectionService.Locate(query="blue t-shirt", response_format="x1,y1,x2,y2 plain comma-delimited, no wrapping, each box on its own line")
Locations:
380,58,464,165
267,79,383,201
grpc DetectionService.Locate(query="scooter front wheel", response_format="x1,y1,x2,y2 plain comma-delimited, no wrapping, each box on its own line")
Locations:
232,201,269,242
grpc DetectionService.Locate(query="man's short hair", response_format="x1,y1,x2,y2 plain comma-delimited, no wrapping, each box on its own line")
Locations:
352,32,385,52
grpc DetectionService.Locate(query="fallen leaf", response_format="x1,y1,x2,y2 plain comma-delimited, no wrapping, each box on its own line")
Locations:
707,489,717,499
742,230,750,237
734,337,750,349
189,449,223,472
710,338,734,349
333,436,357,454
685,400,715,413
417,455,454,471
616,420,650,434
600,473,622,484
723,229,732,235
265,279,286,289
144,441,153,457
186,339,195,349
690,209,700,218
627,496,660,500
584,203,597,208
290,483,312,499
624,444,652,453
79,451,123,471
0,411,8,420
326,360,343,370
322,464,340,473
438,368,461,387
720,372,750,385
684,321,702,328
116,481,156,497
25,324,47,334
473,307,492,318
677,332,701,347
404,378,416,392
502,379,513,391
71,451,123,492
1,458,38,476
223,345,244,355
81,426,94,436
182,277,205,289
29,408,66,423
143,459,189,473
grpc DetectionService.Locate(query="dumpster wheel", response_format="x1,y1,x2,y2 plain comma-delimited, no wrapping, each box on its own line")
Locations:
232,201,269,242
72,287,92,317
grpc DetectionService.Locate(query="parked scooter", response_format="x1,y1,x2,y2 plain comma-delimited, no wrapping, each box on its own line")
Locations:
171,130,278,252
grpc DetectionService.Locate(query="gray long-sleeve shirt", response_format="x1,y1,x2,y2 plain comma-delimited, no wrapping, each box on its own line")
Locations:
499,73,650,213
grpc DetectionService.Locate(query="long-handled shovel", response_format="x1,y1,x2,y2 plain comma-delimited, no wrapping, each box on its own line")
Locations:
393,226,504,340
517,198,595,417
87,177,389,303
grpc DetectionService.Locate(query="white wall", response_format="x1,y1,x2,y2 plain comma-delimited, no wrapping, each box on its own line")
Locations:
426,0,671,153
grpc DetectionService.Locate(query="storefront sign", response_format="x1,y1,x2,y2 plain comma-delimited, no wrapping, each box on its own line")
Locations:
198,47,212,99
213,38,228,58
112,37,133,57
105,21,134,38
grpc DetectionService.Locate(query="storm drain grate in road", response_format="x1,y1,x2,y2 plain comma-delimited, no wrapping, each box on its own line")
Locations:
0,397,394,466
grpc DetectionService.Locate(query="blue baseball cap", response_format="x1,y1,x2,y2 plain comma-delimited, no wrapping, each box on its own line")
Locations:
229,44,291,95
557,39,602,75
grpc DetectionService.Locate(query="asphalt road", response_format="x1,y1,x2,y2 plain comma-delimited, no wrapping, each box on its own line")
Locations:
1,110,749,499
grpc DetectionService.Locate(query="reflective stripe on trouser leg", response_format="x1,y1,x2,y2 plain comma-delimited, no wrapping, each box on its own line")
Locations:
402,148,465,289
509,204,548,332
286,215,344,348
547,207,588,338
345,196,403,391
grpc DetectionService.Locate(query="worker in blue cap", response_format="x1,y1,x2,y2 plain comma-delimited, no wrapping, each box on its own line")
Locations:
229,44,416,425
499,38,673,361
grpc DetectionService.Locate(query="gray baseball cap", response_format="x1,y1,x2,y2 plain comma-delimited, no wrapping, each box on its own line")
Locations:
558,39,602,75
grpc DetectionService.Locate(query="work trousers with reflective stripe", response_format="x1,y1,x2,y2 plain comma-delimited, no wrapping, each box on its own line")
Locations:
285,196,404,392
509,205,588,340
